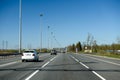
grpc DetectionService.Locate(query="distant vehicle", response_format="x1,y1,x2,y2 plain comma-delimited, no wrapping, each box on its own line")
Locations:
21,50,39,62
61,50,66,53
62,51,66,53
51,50,57,55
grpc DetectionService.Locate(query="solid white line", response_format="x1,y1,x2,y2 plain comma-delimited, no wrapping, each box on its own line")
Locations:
25,56,56,80
0,61,18,67
92,71,106,80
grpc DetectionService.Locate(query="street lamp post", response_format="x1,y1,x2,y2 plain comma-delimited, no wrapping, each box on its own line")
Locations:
6,41,8,50
48,26,50,50
40,14,43,52
2,40,4,50
19,0,22,53
51,32,53,49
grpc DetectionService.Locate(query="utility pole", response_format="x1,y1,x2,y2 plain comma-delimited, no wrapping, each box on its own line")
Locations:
19,0,22,53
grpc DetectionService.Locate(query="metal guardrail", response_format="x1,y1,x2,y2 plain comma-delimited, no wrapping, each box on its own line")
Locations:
0,53,21,59
0,53,21,56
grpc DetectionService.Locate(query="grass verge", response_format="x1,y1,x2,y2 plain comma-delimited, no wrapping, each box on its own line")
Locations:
83,50,120,59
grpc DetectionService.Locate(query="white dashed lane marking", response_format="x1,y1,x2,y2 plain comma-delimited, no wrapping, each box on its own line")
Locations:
70,55,106,80
25,56,57,80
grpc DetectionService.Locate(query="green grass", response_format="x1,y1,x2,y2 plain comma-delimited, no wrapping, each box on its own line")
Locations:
95,53,120,59
0,50,18,54
85,50,120,59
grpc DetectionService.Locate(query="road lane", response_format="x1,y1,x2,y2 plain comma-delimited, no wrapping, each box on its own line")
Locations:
25,55,57,80
0,53,54,80
0,55,21,65
71,53,120,80
30,53,101,80
70,55,106,80
0,53,120,80
0,53,51,67
81,54,120,65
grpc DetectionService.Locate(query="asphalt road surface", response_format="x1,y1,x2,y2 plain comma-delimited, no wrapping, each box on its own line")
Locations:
0,53,120,80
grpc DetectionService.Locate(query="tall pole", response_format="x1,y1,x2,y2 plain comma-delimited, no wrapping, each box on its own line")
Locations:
2,40,4,50
48,26,50,50
6,41,8,50
40,14,43,52
51,32,53,49
19,0,22,53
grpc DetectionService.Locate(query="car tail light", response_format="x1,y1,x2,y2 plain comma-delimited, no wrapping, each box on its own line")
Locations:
33,54,35,56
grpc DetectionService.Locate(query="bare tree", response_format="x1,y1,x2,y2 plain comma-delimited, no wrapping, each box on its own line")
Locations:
86,33,95,50
86,33,91,46
90,36,94,46
116,36,120,44
90,36,94,50
93,40,97,52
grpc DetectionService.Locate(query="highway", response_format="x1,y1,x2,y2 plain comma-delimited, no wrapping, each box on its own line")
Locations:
0,53,120,80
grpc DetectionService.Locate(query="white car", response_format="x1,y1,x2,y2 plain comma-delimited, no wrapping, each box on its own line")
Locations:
21,50,39,62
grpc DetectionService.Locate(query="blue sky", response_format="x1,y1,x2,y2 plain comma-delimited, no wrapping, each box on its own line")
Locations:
0,0,120,49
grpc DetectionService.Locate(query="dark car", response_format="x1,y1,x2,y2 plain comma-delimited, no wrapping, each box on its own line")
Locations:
51,50,57,55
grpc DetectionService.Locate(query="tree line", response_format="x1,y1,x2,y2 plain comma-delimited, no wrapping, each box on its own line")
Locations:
67,33,120,53
67,41,82,52
67,42,120,53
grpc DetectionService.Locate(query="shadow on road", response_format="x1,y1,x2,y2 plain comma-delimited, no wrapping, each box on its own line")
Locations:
0,68,120,72
46,61,98,67
22,60,44,62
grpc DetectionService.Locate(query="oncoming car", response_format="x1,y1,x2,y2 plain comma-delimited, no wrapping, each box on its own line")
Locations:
21,50,39,62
